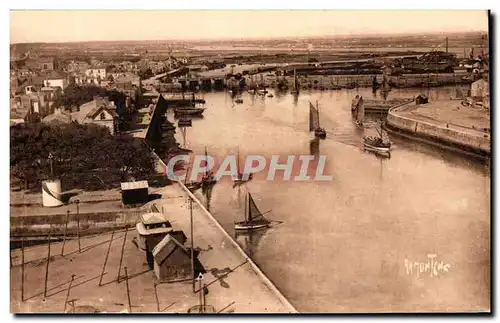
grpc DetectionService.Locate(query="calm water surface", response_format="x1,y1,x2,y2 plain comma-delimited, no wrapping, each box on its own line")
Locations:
172,86,490,313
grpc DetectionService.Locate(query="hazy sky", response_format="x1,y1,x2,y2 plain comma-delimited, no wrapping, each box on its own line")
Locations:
10,10,489,43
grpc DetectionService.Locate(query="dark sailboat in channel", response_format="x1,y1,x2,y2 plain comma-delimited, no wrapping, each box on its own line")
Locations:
201,146,217,188
184,166,202,191
291,69,299,95
235,192,271,231
310,101,326,139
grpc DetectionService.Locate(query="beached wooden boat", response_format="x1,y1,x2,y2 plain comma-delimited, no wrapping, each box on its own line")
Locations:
235,192,271,231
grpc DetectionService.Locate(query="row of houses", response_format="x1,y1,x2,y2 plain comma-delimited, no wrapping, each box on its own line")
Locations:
10,86,62,125
11,90,121,135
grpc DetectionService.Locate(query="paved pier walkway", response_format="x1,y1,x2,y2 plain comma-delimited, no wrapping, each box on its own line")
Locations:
10,182,296,314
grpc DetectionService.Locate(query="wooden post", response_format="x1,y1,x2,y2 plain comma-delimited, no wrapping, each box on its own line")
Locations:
198,275,203,313
117,228,128,283
76,200,81,253
154,283,160,312
61,210,70,256
44,227,52,298
99,230,115,286
21,236,25,302
124,267,132,313
203,283,207,309
64,274,75,313
190,198,195,293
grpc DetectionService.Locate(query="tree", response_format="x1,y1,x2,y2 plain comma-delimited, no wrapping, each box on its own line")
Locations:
10,123,157,192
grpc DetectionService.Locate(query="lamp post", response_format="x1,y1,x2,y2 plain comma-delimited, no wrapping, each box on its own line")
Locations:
48,153,54,178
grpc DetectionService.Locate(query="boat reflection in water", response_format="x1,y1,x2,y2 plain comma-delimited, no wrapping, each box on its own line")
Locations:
234,225,268,258
309,137,320,157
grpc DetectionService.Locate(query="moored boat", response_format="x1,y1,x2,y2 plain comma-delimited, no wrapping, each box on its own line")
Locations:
174,107,205,117
363,122,392,154
309,101,326,139
234,192,271,231
201,147,217,188
233,148,253,187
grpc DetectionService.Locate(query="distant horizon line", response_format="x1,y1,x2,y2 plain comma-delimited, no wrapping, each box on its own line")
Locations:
10,29,488,45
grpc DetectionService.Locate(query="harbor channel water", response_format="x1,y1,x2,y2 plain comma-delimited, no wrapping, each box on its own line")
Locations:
172,86,490,313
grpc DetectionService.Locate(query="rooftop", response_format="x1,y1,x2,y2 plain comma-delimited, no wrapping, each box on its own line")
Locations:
71,97,118,124
121,181,148,191
140,212,168,225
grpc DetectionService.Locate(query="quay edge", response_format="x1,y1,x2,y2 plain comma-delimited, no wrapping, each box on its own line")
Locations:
154,153,298,314
385,101,490,161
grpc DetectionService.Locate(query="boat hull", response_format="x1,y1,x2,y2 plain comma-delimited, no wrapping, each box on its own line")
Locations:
234,223,269,231
186,182,202,191
314,129,326,139
363,142,391,152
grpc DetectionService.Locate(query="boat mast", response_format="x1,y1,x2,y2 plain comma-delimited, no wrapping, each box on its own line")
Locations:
237,147,240,176
294,69,296,91
204,146,208,178
247,192,252,223
244,192,248,223
316,100,320,128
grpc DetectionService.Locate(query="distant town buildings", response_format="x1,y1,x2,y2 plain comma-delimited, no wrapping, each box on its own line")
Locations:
43,71,68,89
85,68,107,84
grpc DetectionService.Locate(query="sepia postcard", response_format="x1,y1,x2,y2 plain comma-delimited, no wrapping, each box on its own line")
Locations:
9,10,491,314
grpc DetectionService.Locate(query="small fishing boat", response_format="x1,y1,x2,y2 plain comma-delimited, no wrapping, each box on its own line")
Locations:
184,166,202,192
267,93,274,98
309,101,326,139
352,96,365,127
291,69,299,95
233,148,253,187
235,97,243,104
201,147,217,187
174,107,205,117
257,89,268,96
235,192,271,231
363,123,392,153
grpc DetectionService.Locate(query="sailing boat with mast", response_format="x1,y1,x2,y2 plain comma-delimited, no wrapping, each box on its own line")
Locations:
363,121,391,154
309,101,326,139
354,96,365,127
291,69,299,95
235,192,271,231
178,123,193,153
184,166,202,191
201,146,217,188
233,147,253,187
